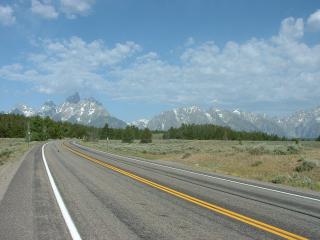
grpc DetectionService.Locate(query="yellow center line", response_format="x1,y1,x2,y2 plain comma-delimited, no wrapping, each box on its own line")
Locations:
62,142,308,240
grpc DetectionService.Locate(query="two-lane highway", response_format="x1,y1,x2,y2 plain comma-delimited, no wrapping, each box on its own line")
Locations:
0,141,319,239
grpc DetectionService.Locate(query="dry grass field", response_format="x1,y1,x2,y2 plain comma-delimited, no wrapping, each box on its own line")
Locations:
81,139,320,191
0,138,35,167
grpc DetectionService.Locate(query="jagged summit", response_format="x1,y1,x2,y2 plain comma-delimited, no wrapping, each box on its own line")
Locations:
130,119,149,129
10,93,126,129
131,106,320,138
8,97,320,138
11,104,35,117
38,100,57,117
43,100,56,106
66,92,80,104
86,97,103,106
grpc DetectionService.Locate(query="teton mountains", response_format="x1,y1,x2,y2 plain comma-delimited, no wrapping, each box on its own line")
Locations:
11,93,126,129
10,93,320,138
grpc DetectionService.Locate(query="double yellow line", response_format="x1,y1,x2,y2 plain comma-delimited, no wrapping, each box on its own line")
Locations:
63,143,308,240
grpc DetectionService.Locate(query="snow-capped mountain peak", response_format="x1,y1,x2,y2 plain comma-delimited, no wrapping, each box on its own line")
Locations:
38,101,57,117
56,94,110,124
232,109,241,115
139,105,320,138
10,93,127,129
130,119,149,129
8,94,320,138
66,92,80,104
11,104,35,117
147,106,217,131
181,105,202,114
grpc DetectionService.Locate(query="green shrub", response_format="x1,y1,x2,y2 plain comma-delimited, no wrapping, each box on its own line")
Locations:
271,173,317,189
251,160,262,167
0,149,13,159
273,148,287,155
247,145,269,155
293,139,299,144
271,175,287,184
273,145,301,155
140,138,152,143
295,161,316,172
297,157,304,162
181,153,191,159
288,173,312,187
287,145,301,154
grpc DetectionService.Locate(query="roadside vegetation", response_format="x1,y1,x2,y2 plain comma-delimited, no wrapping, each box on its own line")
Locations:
2,113,319,191
0,138,36,167
81,139,320,191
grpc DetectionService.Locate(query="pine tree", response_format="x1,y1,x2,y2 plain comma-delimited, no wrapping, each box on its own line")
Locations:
100,123,109,139
30,116,45,141
140,128,152,143
121,126,135,143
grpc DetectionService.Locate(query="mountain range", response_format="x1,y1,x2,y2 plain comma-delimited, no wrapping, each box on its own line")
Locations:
8,93,320,139
10,93,127,129
133,106,320,139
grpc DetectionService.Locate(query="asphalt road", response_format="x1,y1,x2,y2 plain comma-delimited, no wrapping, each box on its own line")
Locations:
0,141,319,240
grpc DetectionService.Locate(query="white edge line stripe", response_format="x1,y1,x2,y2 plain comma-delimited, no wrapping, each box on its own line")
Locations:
42,143,82,240
73,142,320,203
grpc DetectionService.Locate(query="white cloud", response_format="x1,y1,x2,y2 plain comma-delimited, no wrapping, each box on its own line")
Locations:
0,37,141,93
277,17,304,41
0,5,16,26
29,0,95,20
307,9,320,31
108,16,320,107
31,0,58,19
60,0,95,19
1,14,320,113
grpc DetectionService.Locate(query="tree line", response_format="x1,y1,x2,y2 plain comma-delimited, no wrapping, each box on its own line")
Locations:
4,113,317,142
163,124,285,141
0,114,152,143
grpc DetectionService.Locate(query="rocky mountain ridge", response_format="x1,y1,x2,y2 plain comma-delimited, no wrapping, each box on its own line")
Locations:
10,93,126,129
132,106,320,138
9,93,320,138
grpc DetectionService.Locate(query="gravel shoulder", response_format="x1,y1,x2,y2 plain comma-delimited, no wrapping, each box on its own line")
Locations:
0,139,39,203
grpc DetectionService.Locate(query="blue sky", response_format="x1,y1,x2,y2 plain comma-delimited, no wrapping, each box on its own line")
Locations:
0,0,320,121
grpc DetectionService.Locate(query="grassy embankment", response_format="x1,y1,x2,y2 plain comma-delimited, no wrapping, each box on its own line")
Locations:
0,138,36,167
81,139,320,191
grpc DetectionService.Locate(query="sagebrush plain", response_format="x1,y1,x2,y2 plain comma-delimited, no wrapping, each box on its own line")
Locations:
81,139,320,191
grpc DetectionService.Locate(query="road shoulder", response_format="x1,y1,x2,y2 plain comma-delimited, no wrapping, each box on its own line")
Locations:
0,144,38,203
